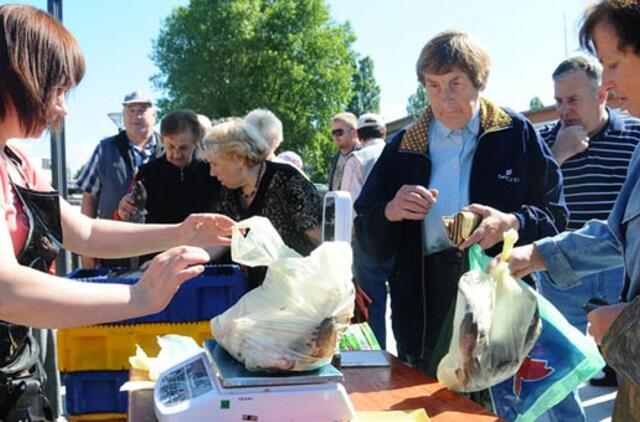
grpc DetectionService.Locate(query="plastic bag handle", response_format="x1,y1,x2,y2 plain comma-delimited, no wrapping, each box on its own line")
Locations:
231,216,298,267
500,229,518,262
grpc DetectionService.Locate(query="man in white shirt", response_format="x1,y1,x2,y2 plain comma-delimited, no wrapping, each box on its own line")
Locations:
327,112,359,190
340,113,387,205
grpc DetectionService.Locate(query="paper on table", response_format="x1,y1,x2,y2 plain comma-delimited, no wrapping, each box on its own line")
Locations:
340,350,390,367
355,409,430,421
119,380,155,392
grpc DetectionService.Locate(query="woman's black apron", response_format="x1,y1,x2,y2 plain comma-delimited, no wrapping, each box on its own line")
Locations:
0,149,62,422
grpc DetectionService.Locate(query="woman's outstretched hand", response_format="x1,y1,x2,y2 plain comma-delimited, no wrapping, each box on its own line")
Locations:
486,244,546,278
132,246,210,314
178,213,235,247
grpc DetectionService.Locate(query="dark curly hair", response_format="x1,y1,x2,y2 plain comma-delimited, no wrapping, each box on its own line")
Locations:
580,0,640,55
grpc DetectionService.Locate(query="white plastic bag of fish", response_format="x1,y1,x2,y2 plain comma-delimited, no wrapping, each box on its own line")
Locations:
437,229,542,392
210,216,355,372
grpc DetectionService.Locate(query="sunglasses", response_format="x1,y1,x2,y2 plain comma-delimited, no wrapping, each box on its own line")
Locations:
331,128,348,137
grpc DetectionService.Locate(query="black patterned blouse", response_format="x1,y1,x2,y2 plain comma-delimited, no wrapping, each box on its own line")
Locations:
215,161,322,257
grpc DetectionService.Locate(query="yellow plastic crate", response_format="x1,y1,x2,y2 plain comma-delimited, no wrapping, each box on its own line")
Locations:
68,413,126,422
57,321,212,372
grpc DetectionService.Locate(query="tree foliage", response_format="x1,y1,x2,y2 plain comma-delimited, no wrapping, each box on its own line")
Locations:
406,84,429,118
529,96,545,111
347,56,380,116
151,0,359,180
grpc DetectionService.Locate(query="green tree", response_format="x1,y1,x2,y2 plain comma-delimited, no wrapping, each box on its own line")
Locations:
151,0,357,180
406,84,429,118
73,163,87,180
347,56,380,116
529,96,545,111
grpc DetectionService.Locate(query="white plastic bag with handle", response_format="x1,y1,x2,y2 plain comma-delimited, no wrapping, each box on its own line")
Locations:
210,216,355,372
437,229,542,392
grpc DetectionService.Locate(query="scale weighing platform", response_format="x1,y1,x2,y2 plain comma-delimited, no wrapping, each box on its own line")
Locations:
154,339,356,421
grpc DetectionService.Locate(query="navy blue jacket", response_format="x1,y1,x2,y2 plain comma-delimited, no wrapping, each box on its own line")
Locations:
354,98,568,359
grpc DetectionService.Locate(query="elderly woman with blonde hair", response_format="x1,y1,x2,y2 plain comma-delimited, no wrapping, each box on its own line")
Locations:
203,116,322,287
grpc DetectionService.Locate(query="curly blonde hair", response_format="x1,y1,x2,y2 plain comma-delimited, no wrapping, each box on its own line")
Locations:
203,117,270,165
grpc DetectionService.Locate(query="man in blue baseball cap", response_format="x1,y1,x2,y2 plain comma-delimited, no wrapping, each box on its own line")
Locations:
77,91,161,268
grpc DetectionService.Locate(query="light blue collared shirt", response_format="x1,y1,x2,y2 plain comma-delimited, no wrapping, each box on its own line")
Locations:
424,110,481,255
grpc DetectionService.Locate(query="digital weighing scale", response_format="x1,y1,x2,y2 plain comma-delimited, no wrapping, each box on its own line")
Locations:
154,340,355,421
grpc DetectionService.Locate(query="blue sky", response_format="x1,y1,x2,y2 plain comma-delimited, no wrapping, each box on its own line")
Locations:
5,0,590,173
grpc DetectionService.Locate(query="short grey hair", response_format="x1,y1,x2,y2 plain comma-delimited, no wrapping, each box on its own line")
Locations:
203,117,270,165
244,108,283,154
197,114,212,132
552,55,602,86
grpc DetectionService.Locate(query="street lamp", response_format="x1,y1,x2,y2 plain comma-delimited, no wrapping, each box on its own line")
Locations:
107,112,124,131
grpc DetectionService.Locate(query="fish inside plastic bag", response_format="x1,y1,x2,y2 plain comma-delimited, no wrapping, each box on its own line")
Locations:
210,216,355,373
437,229,542,392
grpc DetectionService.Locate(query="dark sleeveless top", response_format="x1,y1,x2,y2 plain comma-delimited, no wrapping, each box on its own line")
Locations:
0,147,61,421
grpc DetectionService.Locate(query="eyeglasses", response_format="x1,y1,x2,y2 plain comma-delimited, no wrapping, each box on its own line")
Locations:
331,128,347,137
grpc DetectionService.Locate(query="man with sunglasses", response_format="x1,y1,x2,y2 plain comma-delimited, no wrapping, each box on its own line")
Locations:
327,112,360,191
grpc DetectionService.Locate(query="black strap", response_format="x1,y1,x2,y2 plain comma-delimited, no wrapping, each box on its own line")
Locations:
0,334,39,378
114,131,135,173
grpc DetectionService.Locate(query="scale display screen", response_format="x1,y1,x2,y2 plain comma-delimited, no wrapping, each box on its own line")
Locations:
323,195,336,242
158,356,214,406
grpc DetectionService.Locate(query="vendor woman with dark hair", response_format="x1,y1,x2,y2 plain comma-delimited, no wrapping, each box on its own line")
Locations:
0,5,232,419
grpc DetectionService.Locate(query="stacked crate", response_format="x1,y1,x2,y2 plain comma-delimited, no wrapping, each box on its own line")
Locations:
57,265,248,421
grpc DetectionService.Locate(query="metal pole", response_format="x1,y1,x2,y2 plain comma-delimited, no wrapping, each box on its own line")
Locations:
47,0,62,22
562,0,569,58
48,0,70,277
45,3,66,420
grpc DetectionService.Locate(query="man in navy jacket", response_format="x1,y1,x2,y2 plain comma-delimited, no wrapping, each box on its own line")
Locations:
354,30,567,375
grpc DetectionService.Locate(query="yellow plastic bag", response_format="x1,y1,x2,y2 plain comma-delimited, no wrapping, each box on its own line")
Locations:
437,229,542,392
128,335,202,381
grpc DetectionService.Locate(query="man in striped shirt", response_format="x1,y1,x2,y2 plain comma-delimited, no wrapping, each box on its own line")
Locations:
77,91,161,268
537,55,640,421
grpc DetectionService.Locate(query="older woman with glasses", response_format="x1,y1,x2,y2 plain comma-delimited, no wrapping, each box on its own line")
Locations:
203,115,322,287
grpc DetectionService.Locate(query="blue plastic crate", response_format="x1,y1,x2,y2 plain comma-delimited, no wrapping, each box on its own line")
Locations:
62,370,128,415
67,264,248,324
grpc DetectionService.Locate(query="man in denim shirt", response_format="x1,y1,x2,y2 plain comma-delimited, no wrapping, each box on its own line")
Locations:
499,1,640,418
